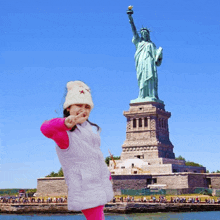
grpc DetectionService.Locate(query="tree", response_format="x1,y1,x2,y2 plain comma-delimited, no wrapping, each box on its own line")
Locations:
211,170,220,173
105,156,120,166
175,155,186,161
46,168,64,177
185,161,203,167
58,167,64,176
175,155,203,167
26,189,37,193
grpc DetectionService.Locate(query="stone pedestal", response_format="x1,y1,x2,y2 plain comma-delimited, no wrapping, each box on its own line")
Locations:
120,102,175,161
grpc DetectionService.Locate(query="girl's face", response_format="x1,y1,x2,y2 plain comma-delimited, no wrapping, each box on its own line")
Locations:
67,104,91,123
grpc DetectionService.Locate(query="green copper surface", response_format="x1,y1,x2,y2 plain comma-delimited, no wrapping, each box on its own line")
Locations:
128,8,163,104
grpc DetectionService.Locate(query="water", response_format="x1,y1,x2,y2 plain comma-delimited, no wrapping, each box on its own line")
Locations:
1,212,220,220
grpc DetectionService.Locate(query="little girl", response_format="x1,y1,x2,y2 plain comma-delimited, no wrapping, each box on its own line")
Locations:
40,81,114,220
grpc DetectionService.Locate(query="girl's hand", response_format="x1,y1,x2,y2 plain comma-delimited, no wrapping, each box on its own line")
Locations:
65,111,88,128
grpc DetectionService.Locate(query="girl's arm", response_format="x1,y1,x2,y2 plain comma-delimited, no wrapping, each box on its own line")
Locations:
40,118,70,149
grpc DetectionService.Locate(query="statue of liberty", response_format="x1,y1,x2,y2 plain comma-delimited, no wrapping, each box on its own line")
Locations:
127,6,163,103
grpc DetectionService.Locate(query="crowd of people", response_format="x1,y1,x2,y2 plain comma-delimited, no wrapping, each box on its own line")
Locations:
1,195,220,204
0,196,67,204
112,196,220,204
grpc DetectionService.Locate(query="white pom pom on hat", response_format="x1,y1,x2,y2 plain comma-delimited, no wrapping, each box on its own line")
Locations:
66,81,90,92
63,81,94,110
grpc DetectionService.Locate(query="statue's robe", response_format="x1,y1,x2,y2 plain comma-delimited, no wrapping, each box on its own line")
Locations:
132,36,162,99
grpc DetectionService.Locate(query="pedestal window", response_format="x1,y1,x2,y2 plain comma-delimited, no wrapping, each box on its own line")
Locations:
144,118,148,127
133,119,136,128
139,118,142,127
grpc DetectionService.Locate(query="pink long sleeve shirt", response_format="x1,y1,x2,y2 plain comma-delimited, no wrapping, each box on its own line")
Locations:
40,118,71,149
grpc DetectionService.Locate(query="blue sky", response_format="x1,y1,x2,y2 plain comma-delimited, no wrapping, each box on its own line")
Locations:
0,0,220,189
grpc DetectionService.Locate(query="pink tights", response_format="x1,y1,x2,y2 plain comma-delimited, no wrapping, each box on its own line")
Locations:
82,205,105,220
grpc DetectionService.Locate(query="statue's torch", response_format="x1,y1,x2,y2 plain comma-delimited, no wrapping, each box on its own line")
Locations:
127,5,133,15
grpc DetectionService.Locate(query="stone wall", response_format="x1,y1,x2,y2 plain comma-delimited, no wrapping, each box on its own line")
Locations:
111,174,189,191
144,164,172,174
188,174,207,188
162,158,185,165
120,149,160,161
36,173,220,197
155,174,189,189
207,174,220,188
2,203,220,214
112,173,219,191
112,175,150,191
172,164,206,173
37,177,67,197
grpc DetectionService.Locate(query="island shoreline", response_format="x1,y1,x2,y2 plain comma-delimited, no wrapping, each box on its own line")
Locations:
1,202,220,214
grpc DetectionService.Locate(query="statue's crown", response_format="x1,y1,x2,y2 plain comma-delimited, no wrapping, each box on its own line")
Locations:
140,27,150,33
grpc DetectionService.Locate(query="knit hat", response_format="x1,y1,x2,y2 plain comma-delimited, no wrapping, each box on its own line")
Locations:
63,81,94,110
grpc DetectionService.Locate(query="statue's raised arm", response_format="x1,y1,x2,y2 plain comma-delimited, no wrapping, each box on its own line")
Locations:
127,6,139,40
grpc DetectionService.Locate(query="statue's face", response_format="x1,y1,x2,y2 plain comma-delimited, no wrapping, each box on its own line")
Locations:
141,30,150,41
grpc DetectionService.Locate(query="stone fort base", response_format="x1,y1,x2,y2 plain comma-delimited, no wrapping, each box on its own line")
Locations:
36,173,220,197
